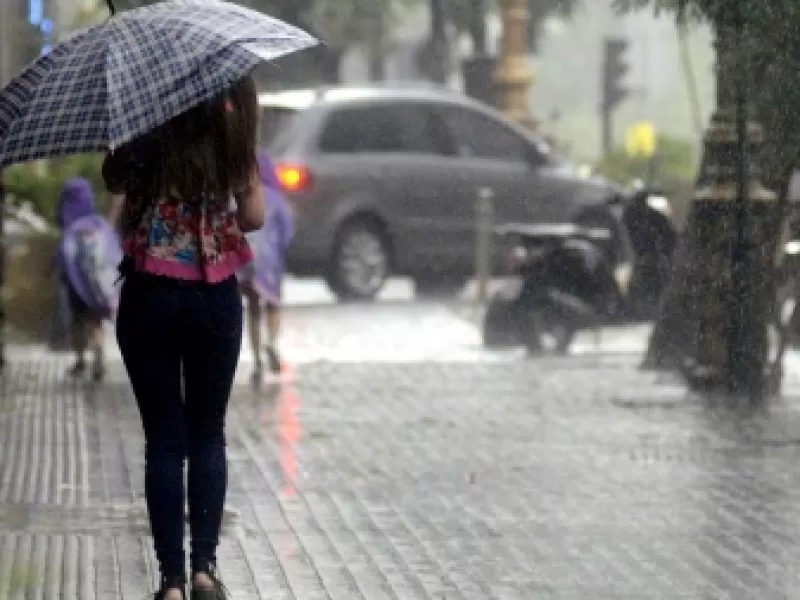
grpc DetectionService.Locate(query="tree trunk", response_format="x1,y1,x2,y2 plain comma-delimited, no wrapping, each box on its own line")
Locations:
644,15,738,373
319,47,344,84
527,0,544,55
643,14,781,399
365,5,388,82
468,0,487,55
424,0,449,84
368,52,386,82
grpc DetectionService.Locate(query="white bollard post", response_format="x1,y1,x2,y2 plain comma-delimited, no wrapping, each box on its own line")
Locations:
475,187,495,304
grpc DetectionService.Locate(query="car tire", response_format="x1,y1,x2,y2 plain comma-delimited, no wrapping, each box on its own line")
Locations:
327,218,391,301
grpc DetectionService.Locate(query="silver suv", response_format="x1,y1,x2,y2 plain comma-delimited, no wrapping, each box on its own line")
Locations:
260,85,623,300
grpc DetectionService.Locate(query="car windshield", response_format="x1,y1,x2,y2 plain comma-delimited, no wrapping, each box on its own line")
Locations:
259,106,300,152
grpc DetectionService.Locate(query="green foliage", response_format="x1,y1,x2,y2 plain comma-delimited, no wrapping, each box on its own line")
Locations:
304,0,417,52
613,0,800,190
4,155,107,225
594,135,698,184
235,0,418,52
611,0,797,23
527,0,582,49
449,0,581,51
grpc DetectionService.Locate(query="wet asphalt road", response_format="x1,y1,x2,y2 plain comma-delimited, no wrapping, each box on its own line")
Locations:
4,280,800,598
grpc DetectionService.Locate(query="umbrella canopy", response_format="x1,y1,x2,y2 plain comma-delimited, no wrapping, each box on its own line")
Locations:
0,0,318,167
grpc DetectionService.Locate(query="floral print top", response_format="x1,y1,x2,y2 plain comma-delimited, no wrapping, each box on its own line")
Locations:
122,194,253,283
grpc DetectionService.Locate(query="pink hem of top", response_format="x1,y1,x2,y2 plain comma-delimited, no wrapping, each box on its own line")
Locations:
127,245,254,283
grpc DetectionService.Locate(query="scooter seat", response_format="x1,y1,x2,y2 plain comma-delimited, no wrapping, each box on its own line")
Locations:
495,222,612,243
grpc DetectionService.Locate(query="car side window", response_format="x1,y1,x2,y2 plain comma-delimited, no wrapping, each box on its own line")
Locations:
440,106,539,165
318,107,386,153
318,104,453,156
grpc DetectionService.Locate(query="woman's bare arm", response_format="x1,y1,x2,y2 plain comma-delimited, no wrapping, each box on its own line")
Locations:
234,170,266,232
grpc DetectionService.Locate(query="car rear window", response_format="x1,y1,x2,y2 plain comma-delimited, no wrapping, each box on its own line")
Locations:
259,106,300,151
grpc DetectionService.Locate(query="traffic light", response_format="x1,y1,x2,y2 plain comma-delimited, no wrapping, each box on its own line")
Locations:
600,37,630,155
602,37,630,111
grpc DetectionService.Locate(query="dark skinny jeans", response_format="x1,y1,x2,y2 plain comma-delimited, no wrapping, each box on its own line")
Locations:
116,268,243,579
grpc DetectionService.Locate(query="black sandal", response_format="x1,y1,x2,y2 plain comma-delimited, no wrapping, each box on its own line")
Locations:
191,564,228,600
67,360,86,378
154,575,186,599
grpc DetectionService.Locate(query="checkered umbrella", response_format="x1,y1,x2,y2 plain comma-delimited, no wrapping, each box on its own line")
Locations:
0,0,318,167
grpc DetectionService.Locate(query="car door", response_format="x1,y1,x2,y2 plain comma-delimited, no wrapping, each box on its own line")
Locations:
376,102,465,275
433,104,560,272
325,102,459,274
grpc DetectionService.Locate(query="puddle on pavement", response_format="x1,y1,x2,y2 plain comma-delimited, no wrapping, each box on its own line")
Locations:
0,502,242,535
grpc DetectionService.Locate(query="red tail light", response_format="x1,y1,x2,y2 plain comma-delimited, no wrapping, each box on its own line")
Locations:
275,163,312,193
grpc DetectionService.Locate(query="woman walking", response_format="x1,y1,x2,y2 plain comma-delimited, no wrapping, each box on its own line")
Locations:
104,74,264,600
238,150,295,381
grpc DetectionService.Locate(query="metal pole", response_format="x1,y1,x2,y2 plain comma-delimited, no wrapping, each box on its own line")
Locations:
0,0,8,373
0,0,11,87
0,171,5,372
727,4,749,396
475,187,494,303
601,105,612,156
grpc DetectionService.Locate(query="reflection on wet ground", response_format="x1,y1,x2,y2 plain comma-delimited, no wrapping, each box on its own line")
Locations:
7,349,800,596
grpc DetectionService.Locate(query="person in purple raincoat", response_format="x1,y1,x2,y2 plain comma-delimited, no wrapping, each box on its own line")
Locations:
55,178,111,380
238,151,295,380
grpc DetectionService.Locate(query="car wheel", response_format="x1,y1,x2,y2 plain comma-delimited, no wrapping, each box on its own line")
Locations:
327,219,391,301
414,275,468,298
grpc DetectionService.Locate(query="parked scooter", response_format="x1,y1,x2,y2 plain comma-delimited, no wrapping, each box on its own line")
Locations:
622,182,678,317
482,186,677,352
777,237,800,348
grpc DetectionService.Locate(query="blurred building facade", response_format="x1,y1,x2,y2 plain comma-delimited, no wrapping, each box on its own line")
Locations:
0,0,67,85
340,3,714,162
0,0,30,86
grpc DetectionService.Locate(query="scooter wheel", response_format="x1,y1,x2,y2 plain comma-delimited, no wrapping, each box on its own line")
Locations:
523,308,574,355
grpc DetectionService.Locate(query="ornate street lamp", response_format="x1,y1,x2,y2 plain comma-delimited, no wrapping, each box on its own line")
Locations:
495,0,535,128
680,2,779,398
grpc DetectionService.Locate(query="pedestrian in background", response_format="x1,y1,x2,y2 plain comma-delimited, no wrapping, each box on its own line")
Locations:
238,150,295,382
54,178,112,380
103,73,264,600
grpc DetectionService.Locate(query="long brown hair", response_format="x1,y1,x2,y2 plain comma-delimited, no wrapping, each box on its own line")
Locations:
103,74,259,221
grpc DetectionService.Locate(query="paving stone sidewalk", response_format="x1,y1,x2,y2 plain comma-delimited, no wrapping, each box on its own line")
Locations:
5,352,800,598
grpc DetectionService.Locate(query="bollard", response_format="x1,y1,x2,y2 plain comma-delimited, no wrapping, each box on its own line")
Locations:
475,187,494,303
